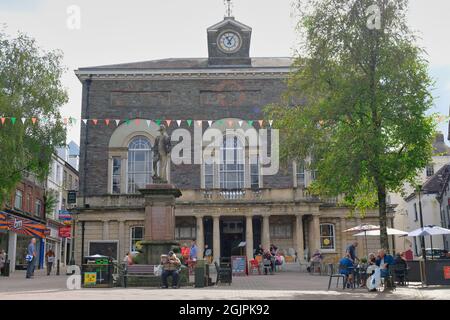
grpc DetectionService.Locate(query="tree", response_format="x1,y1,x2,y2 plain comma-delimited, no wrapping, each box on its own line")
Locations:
265,0,435,251
0,31,67,203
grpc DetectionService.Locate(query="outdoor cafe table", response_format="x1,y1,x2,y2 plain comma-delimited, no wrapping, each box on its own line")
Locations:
347,265,368,288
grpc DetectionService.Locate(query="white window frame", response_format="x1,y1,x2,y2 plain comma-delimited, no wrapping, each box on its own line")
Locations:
112,156,121,194
127,136,152,194
219,135,245,189
319,223,336,252
130,226,144,252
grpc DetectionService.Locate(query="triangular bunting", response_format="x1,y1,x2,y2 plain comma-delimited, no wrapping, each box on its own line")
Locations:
125,119,130,125
176,120,181,127
187,119,192,126
227,120,233,127
238,120,243,127
217,119,224,125
248,120,254,126
196,120,202,126
155,119,161,126
105,119,110,126
1,118,5,125
165,120,172,127
146,120,151,127
115,119,120,126
92,119,98,125
82,119,87,125
258,120,264,127
269,120,273,127
11,117,16,125
31,118,37,124
207,120,212,127
63,117,68,125
21,118,26,124
135,119,140,126
69,117,77,125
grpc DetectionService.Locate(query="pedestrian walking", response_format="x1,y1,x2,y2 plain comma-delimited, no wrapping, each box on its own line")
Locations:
0,249,6,274
45,248,55,275
26,238,37,279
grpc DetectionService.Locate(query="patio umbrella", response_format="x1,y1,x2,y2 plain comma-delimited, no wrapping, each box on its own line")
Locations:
407,225,450,260
344,224,379,258
353,227,408,237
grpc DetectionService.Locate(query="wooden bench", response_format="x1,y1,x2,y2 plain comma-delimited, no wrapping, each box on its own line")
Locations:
122,264,156,288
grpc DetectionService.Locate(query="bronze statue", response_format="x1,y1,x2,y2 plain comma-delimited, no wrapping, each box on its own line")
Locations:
153,125,171,182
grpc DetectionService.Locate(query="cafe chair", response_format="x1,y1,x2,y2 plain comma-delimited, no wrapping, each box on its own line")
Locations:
327,263,347,290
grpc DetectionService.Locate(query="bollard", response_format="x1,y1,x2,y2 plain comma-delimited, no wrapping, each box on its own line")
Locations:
57,259,60,275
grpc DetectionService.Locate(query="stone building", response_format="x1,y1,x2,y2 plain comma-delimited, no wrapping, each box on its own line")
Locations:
74,14,384,264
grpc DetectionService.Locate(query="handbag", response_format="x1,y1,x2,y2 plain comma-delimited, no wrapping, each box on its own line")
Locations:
25,254,33,262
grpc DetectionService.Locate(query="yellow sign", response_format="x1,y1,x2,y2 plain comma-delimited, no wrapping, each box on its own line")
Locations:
323,238,330,245
84,272,97,285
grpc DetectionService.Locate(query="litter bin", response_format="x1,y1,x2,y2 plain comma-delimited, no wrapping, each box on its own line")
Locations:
194,259,206,288
81,254,113,288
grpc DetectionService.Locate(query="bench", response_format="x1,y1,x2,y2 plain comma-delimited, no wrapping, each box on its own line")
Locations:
122,264,156,288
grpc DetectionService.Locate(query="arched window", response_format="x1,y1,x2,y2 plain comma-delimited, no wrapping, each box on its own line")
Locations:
220,135,244,189
127,136,152,193
319,223,335,251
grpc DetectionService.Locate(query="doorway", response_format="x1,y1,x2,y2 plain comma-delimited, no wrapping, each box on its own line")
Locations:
220,217,245,258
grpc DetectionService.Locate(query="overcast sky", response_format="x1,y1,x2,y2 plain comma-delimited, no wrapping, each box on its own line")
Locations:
1,0,449,145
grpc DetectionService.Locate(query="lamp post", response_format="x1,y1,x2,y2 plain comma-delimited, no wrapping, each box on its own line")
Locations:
416,185,426,261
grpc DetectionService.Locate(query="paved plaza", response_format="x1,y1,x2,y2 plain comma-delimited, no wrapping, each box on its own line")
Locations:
0,264,448,300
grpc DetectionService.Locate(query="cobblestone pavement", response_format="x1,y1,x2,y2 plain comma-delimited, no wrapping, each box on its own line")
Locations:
0,265,449,300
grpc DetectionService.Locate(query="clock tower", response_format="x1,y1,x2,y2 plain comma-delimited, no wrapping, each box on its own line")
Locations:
207,13,252,66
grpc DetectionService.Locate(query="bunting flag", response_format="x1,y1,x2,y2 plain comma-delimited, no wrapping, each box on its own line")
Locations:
1,117,5,125
63,117,68,125
31,117,37,124
196,120,202,126
21,118,26,124
125,119,130,125
176,120,181,127
11,117,16,124
115,119,120,126
70,117,77,125
104,119,110,126
165,120,172,127
92,119,98,125
135,119,140,126
248,120,254,126
258,120,264,127
227,120,234,127
146,120,151,127
208,120,212,127
187,119,192,126
238,120,243,127
269,120,273,127
217,119,224,125
82,119,87,125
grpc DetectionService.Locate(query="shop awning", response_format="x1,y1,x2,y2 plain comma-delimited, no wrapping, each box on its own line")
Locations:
0,212,7,230
1,212,47,238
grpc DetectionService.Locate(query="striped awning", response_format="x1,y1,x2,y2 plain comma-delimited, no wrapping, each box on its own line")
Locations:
0,212,7,230
0,212,46,238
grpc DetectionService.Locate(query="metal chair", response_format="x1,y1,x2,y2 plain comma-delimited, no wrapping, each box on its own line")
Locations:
327,263,348,291
249,259,261,275
392,264,408,286
262,259,273,275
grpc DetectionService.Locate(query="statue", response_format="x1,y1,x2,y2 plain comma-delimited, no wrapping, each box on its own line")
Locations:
153,125,171,183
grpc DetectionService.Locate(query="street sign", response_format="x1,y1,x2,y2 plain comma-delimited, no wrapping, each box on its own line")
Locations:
68,191,77,204
59,226,71,238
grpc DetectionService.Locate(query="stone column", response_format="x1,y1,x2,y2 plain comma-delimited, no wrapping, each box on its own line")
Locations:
262,214,270,250
102,220,109,240
196,216,204,259
246,215,254,259
213,216,220,262
118,220,125,259
295,214,304,261
341,217,347,256
312,214,321,252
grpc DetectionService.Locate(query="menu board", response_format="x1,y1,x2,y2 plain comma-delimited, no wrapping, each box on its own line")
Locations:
231,256,247,276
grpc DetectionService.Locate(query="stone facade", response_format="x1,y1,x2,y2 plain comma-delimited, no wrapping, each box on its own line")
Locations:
73,16,387,265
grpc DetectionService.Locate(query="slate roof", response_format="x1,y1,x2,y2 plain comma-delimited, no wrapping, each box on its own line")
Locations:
77,57,294,72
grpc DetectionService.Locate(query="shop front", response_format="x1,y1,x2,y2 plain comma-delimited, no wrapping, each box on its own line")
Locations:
0,211,47,273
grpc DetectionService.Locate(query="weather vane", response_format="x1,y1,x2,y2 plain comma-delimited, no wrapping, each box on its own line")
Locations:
224,0,233,18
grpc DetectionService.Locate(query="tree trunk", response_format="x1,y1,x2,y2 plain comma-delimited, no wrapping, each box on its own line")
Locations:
377,184,389,252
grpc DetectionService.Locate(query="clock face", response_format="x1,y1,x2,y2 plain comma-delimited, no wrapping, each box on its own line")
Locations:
218,31,241,53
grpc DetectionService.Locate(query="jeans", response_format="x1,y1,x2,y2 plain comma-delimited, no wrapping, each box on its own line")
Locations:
47,262,53,275
161,270,179,287
26,257,35,278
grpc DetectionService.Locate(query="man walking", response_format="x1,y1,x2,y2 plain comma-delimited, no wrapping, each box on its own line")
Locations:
26,238,37,279
346,241,359,263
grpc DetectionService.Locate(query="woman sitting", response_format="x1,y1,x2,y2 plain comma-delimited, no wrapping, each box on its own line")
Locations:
262,250,274,275
307,250,323,273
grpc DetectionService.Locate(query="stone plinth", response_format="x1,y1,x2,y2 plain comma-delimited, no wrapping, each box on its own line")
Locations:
138,184,182,265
